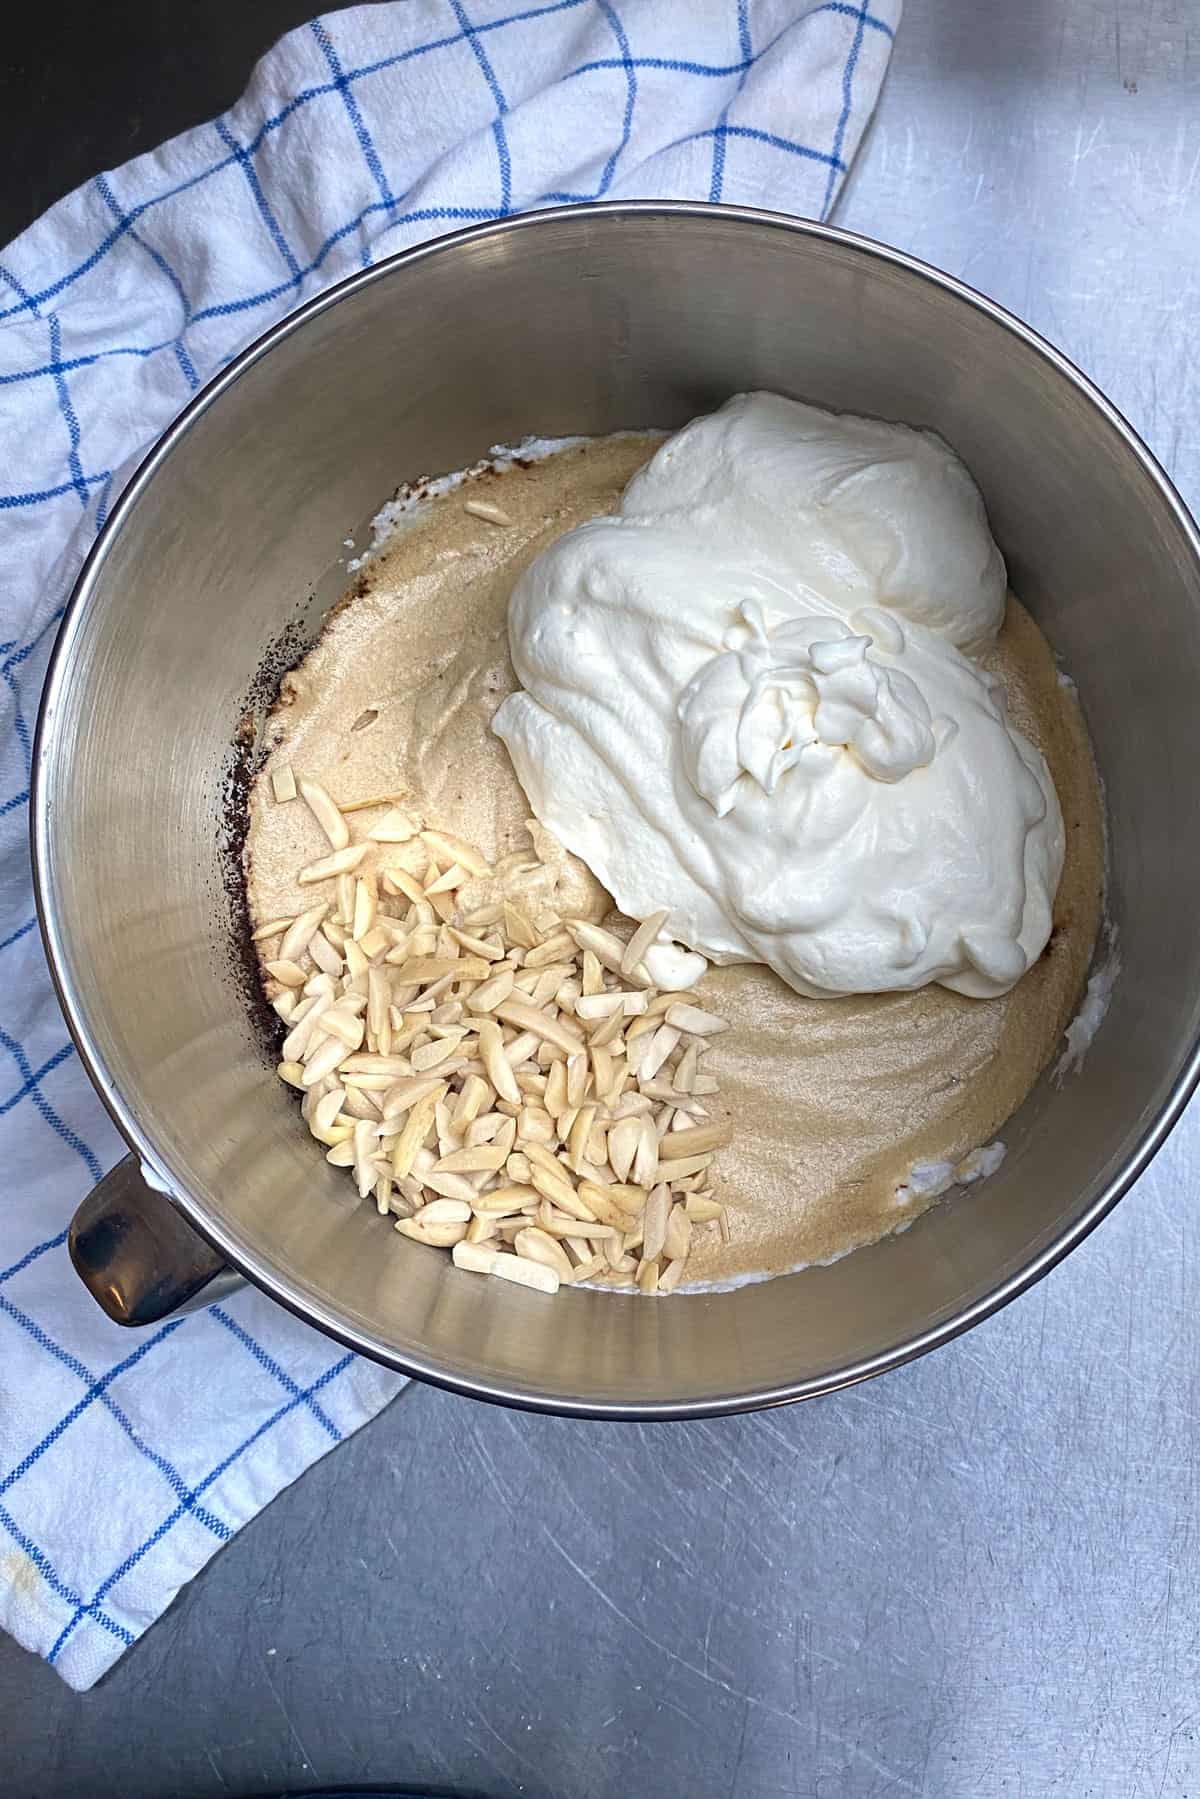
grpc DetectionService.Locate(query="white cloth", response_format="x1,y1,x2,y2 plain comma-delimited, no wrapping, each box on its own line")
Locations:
0,0,901,1688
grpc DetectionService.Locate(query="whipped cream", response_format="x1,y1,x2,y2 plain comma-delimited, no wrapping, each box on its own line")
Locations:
493,393,1065,999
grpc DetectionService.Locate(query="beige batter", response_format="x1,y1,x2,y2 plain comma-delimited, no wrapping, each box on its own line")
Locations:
246,435,1105,1285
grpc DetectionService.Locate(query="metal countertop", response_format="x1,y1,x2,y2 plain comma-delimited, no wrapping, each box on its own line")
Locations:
5,2,1200,1794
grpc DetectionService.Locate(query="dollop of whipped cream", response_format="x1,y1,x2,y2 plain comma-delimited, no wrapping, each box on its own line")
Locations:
493,393,1065,999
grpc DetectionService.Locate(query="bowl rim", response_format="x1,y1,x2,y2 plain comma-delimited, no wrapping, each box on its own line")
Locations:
31,199,1200,1419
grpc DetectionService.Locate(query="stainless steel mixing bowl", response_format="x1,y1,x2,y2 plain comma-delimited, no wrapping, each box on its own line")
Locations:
33,203,1200,1417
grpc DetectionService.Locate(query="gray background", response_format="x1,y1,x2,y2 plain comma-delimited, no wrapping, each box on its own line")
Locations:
5,1,1200,1795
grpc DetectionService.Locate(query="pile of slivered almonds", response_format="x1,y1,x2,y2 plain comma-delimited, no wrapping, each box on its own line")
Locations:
257,770,733,1296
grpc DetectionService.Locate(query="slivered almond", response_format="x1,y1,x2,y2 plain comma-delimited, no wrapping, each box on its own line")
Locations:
523,930,575,969
411,1033,467,1072
380,866,426,905
281,993,332,1061
658,1257,686,1295
574,992,625,1021
352,1119,378,1199
633,1117,660,1188
674,1042,699,1093
589,1046,615,1096
420,829,490,877
663,1203,692,1262
642,1184,671,1261
426,862,468,895
571,1183,630,1230
367,967,390,1041
319,1009,366,1051
637,1078,707,1114
492,1254,559,1295
352,877,377,942
339,791,408,813
572,1253,608,1285
271,765,298,803
493,998,584,1055
435,1141,509,1174
685,1194,724,1223
390,1086,440,1187
464,498,513,526
395,1216,468,1249
587,1008,626,1049
537,1203,618,1243
299,778,349,851
462,969,514,1016
565,1052,589,1109
472,1184,538,1216
298,843,368,884
386,954,487,983
503,902,540,949
567,1103,597,1173
639,1025,681,1082
452,1240,499,1274
621,908,669,977
529,967,570,1009
302,1033,353,1086
367,808,418,842
462,902,506,929
543,1058,568,1118
264,958,307,988
566,919,624,959
463,1109,504,1147
253,916,294,942
310,930,344,977
636,1257,660,1294
311,1087,346,1135
390,1086,446,1178
516,1104,554,1142
413,1198,472,1226
655,1151,713,1181
659,1120,732,1159
604,1182,651,1216
449,928,504,962
665,1001,728,1036
342,1053,411,1077
514,1227,574,1282
478,1019,521,1104
608,1116,642,1183
451,1073,492,1129
529,1161,580,1212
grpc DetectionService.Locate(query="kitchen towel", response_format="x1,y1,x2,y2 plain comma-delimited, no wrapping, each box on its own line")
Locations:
0,0,902,1688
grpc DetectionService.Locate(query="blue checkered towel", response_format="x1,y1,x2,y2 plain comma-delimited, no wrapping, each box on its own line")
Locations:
0,0,900,1688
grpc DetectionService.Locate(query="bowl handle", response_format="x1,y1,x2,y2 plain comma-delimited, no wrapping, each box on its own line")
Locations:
68,1155,244,1325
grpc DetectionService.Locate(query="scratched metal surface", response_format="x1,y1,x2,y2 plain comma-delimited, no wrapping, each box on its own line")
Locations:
6,2,1200,1795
